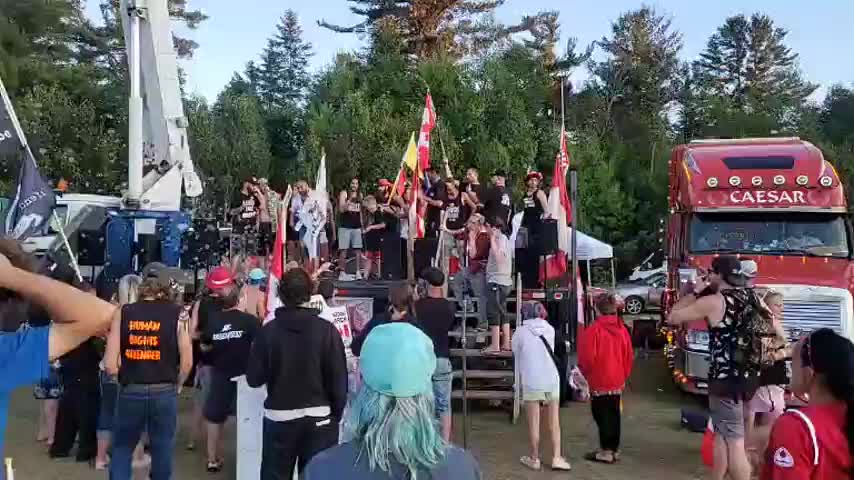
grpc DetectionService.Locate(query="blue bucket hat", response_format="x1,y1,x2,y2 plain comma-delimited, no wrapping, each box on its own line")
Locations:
360,323,436,398
248,268,266,282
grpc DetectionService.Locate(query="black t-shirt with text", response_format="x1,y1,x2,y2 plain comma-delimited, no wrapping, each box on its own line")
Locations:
203,309,260,378
483,185,512,225
445,195,465,231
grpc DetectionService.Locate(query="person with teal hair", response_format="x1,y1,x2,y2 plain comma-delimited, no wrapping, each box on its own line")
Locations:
304,323,482,480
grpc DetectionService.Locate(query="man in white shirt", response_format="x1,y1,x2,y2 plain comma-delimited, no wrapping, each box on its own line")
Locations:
482,217,514,355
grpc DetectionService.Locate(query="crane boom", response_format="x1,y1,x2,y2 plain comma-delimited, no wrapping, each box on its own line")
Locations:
120,0,202,211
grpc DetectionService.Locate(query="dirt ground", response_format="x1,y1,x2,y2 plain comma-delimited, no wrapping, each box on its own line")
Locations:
5,352,710,480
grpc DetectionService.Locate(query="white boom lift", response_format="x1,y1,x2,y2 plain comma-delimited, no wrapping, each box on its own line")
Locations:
121,0,203,210
103,0,203,275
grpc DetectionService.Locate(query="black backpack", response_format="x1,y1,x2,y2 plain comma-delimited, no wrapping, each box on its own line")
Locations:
723,288,775,377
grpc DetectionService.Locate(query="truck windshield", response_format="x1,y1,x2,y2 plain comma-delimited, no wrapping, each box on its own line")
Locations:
689,212,851,258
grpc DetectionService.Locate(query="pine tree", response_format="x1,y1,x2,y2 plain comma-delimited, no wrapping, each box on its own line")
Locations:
694,14,816,108
249,10,313,110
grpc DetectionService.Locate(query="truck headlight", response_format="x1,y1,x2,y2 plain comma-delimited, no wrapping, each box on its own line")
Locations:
686,329,709,350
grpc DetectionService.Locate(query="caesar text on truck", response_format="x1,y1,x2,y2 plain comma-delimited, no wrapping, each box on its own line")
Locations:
662,138,854,394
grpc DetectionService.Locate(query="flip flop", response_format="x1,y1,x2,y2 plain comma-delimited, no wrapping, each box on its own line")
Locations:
584,451,616,464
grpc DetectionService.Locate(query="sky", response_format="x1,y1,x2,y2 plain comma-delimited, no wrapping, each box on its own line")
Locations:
85,0,854,102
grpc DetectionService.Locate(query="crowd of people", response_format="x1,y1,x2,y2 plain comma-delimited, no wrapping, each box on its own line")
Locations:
229,167,543,288
667,255,854,479
0,181,848,480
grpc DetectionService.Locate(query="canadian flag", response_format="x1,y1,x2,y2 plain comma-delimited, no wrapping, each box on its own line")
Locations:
539,127,572,283
265,186,291,323
418,93,437,171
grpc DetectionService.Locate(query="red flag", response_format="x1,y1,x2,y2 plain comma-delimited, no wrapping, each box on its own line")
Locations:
539,128,572,283
418,93,437,171
265,187,290,321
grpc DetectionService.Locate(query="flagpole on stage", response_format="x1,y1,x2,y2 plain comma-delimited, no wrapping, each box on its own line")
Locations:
569,167,578,336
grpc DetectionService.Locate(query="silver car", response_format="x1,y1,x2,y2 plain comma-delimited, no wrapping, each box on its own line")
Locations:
615,273,665,315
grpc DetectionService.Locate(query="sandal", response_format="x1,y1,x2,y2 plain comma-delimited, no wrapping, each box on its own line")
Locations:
207,459,223,473
519,456,541,471
551,456,572,471
584,451,616,464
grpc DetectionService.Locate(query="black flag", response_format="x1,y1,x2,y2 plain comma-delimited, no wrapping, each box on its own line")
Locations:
1,82,55,239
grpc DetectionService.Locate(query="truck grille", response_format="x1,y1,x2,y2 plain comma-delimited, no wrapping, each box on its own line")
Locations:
782,300,844,338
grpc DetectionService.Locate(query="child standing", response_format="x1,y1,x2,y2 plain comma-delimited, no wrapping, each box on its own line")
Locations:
362,195,386,280
512,301,572,471
578,292,634,465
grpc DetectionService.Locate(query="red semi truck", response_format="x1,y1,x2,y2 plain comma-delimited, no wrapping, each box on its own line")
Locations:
663,138,854,394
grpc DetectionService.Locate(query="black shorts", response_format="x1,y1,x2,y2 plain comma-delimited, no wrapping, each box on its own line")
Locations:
258,222,273,256
203,370,237,424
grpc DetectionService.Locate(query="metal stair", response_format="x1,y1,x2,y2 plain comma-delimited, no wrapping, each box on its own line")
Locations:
447,274,523,423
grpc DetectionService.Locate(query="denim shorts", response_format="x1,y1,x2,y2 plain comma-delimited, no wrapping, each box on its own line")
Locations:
432,358,453,416
338,228,363,250
709,394,745,439
486,283,511,326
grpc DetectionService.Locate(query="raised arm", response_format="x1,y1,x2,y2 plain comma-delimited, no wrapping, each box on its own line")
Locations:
0,258,116,361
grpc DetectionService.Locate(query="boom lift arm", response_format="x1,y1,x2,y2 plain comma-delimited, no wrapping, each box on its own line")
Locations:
120,0,202,211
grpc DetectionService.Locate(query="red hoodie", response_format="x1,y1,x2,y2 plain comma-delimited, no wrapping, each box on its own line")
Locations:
578,315,634,394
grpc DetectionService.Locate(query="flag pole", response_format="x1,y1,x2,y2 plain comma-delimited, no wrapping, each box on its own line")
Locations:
0,76,37,169
569,167,579,340
52,211,84,284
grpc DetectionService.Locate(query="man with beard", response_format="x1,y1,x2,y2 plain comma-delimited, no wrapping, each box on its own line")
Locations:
461,168,485,218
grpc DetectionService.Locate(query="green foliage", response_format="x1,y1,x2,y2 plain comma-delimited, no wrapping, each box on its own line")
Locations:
248,10,313,110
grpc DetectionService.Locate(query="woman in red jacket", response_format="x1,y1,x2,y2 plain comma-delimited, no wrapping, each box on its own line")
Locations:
761,328,852,480
578,292,634,464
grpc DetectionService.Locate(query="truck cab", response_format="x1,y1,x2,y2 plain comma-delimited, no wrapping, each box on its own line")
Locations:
19,193,121,256
663,138,854,394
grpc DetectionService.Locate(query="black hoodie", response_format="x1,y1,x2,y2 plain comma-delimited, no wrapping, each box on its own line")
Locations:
246,307,347,418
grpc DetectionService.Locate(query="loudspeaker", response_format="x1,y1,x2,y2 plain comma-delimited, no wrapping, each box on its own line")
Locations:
77,228,106,266
381,233,403,280
182,219,221,268
542,219,559,254
413,238,438,279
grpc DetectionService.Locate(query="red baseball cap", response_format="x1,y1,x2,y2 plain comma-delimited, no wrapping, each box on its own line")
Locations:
205,266,234,291
378,179,393,187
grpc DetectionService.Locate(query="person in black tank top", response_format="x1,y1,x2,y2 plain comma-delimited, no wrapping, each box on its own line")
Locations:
338,178,364,279
105,275,193,480
518,172,549,288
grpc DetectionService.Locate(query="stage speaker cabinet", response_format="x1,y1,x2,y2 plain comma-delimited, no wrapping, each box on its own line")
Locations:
413,238,439,279
381,233,403,280
182,219,221,269
542,219,559,254
77,228,106,266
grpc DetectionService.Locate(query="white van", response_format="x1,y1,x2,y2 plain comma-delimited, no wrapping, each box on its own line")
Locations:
19,193,122,255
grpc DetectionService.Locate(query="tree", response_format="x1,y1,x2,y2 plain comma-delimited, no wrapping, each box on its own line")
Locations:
248,10,313,110
0,0,83,93
694,14,816,108
13,84,125,193
319,0,555,59
819,85,854,147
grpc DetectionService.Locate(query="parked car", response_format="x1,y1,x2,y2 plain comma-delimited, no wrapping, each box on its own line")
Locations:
615,272,665,315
